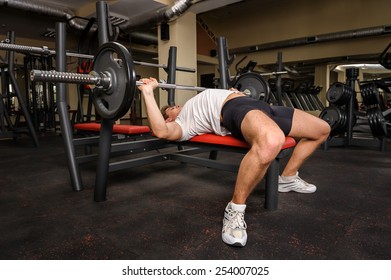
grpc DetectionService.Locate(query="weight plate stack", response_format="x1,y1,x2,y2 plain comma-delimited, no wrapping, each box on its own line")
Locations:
326,82,352,106
367,107,387,139
319,106,348,136
360,82,380,107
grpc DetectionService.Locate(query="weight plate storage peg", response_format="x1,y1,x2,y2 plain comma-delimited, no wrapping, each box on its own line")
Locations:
233,72,271,102
92,42,136,120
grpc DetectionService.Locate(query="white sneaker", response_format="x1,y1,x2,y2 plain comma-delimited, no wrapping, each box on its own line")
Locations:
278,172,317,193
222,202,247,247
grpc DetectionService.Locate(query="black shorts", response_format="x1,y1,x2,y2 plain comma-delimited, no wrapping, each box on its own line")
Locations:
221,96,294,140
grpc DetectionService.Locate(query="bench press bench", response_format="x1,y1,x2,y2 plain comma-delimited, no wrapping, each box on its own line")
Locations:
74,122,151,136
179,134,296,210
73,122,296,210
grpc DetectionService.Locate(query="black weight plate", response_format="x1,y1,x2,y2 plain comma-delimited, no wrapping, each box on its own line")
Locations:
360,83,380,106
367,107,386,138
372,86,381,105
361,84,369,105
233,72,271,102
326,82,345,105
92,42,136,120
375,108,387,137
319,106,346,136
373,110,383,137
336,107,347,135
339,109,347,133
367,108,375,135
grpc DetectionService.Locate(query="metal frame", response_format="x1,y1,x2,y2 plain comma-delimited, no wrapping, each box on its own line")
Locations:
169,141,294,211
0,31,39,147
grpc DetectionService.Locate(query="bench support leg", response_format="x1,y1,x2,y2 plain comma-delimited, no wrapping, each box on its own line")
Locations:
94,119,114,202
264,158,279,211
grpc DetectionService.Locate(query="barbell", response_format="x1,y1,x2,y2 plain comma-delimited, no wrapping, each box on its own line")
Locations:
29,42,206,119
30,41,271,120
31,71,208,92
0,41,196,73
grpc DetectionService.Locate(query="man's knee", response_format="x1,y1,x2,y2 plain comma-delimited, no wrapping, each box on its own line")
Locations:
319,120,331,141
251,128,286,164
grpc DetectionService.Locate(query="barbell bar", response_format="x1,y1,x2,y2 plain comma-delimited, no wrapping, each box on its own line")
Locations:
29,41,208,120
0,41,196,73
30,69,207,92
260,71,288,76
0,41,92,59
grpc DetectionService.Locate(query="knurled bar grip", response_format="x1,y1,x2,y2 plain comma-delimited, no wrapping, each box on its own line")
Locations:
30,70,111,89
0,42,52,55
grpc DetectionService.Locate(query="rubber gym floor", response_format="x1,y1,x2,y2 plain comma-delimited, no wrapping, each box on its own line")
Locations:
0,133,390,260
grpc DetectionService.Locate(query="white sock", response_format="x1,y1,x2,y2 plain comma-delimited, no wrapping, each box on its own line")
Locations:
281,171,299,181
230,201,246,212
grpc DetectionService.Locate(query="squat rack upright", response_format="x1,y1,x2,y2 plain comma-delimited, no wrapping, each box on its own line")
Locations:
0,31,39,147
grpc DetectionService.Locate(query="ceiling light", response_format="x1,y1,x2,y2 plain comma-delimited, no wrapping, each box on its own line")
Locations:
334,63,389,72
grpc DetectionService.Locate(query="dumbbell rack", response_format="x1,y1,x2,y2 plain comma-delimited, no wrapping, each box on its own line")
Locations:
324,68,387,151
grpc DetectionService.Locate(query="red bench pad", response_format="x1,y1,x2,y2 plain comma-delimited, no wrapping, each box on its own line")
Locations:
189,134,296,150
74,123,150,134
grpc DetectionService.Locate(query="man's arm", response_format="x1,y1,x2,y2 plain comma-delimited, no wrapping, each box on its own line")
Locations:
138,78,182,141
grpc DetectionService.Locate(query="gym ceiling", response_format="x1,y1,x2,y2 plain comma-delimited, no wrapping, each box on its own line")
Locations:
0,0,390,77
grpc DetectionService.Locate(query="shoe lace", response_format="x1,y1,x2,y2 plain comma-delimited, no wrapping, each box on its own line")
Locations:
226,209,247,230
294,176,310,186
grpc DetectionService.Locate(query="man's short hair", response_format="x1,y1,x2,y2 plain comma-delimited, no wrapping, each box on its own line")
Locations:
160,105,171,120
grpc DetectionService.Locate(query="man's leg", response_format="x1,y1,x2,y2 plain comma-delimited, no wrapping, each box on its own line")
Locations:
222,110,286,246
232,110,287,204
277,109,330,193
283,109,330,177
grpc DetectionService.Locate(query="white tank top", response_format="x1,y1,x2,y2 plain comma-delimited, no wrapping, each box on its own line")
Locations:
175,89,233,141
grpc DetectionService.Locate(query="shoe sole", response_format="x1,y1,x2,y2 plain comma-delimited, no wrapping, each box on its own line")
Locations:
278,187,316,193
222,234,246,247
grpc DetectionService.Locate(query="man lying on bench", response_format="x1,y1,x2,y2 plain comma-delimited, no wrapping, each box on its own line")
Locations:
138,77,330,247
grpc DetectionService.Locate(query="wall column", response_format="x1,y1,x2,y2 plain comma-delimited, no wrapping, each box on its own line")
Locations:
314,64,329,106
157,12,197,108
